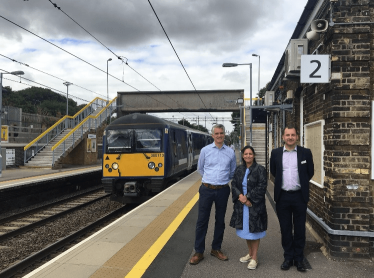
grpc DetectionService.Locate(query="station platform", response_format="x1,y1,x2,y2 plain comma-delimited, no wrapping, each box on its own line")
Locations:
0,164,101,191
22,171,374,278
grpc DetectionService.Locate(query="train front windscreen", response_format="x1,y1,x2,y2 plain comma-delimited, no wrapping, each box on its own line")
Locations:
106,129,162,153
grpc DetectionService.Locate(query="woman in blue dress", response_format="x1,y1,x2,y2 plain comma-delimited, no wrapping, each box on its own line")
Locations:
230,146,268,270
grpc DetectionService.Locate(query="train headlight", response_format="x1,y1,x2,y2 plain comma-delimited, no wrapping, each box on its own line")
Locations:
112,162,119,170
148,162,155,169
105,164,110,168
155,167,159,172
158,163,163,167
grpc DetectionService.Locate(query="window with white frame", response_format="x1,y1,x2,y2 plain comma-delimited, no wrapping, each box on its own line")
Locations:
304,120,324,188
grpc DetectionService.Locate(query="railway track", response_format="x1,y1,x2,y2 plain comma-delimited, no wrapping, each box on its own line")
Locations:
0,205,129,278
0,189,128,277
0,188,109,243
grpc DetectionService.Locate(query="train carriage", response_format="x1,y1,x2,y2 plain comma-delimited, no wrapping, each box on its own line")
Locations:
102,113,210,203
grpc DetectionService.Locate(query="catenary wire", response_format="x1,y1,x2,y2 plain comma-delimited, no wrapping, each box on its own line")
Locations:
0,12,213,122
0,14,139,91
0,16,182,112
147,0,215,121
2,75,136,110
48,0,161,92
0,53,107,99
45,2,192,118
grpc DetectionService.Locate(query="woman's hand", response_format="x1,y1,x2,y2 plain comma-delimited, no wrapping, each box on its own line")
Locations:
238,194,247,204
244,200,252,207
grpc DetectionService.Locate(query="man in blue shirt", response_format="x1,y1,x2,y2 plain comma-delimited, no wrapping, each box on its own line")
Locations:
189,124,236,265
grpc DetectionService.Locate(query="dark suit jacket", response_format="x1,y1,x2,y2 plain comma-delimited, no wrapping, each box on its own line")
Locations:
270,145,314,203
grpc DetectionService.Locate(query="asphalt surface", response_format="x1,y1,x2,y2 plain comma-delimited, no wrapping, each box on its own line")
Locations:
143,182,374,278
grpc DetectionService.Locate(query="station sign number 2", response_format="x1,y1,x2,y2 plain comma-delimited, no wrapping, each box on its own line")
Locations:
300,54,331,83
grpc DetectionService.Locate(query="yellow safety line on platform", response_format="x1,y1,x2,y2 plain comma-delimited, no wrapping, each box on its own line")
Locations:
125,192,199,278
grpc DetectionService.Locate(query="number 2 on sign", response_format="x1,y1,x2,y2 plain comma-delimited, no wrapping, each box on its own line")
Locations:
309,60,321,78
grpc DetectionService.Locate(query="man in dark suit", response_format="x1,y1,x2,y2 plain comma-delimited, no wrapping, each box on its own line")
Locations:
270,126,314,272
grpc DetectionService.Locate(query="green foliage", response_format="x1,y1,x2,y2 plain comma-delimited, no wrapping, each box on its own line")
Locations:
258,82,270,98
3,86,83,117
229,111,241,144
178,119,208,133
230,111,240,134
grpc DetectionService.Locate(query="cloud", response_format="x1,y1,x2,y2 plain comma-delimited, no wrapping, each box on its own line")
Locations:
0,0,308,133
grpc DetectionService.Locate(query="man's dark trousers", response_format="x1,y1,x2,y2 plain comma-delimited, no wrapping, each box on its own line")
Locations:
194,184,230,253
276,190,307,262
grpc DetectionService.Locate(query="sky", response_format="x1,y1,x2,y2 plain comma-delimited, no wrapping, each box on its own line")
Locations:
0,0,308,133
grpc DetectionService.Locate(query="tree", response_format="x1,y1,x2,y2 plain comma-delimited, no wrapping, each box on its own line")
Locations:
229,111,241,144
258,81,271,99
178,119,208,133
230,111,240,135
3,86,82,117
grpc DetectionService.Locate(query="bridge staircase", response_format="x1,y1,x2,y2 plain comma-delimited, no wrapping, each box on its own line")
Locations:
24,97,117,168
244,108,266,166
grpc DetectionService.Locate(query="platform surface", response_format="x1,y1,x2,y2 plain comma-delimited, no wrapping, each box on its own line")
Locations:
0,164,101,190
23,169,374,278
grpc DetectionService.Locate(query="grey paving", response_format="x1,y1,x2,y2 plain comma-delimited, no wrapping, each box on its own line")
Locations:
179,181,374,278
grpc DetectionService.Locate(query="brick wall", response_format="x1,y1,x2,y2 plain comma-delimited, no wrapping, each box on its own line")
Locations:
268,0,374,259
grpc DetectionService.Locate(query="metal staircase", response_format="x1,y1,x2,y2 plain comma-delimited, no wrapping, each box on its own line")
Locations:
24,97,117,168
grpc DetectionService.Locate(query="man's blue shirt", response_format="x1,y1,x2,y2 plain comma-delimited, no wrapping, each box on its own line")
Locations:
198,142,236,185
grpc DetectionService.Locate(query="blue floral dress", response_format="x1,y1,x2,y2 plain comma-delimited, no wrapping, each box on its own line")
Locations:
236,168,267,240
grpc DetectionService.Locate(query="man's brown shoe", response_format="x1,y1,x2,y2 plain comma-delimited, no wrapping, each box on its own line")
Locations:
210,249,228,261
189,253,204,265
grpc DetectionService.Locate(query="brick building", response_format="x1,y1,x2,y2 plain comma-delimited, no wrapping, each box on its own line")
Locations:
266,0,374,259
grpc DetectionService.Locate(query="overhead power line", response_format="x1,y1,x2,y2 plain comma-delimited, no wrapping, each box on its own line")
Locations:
0,53,107,99
0,15,184,112
48,0,161,91
147,0,215,121
0,14,139,91
147,0,195,90
2,75,134,110
1,8,209,120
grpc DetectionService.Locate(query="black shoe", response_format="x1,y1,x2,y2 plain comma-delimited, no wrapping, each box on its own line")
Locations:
294,261,307,272
281,260,293,270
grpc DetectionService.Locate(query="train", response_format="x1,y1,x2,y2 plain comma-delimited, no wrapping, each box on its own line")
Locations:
102,113,211,203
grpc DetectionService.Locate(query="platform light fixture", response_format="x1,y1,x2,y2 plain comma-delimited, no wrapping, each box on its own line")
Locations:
252,54,260,100
63,81,73,116
222,63,253,146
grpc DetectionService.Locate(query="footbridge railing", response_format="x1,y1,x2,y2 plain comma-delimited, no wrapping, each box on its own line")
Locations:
24,97,108,164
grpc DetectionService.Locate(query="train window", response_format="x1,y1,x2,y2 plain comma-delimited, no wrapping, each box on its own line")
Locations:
135,129,161,152
106,130,132,153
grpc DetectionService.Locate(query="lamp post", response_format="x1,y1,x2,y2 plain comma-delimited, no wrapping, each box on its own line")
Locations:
222,63,253,146
252,54,260,100
63,81,73,116
0,70,25,177
107,58,112,103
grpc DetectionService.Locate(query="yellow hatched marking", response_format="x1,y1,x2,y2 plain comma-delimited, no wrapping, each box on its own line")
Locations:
125,193,199,278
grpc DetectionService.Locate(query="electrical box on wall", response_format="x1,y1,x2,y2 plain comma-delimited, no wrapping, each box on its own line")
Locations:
264,91,275,106
284,39,308,77
286,90,293,100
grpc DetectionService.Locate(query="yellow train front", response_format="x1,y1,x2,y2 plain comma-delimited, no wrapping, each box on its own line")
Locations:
102,113,209,203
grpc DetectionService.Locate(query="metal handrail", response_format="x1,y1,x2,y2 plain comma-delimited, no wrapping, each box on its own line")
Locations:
24,97,107,164
51,98,117,165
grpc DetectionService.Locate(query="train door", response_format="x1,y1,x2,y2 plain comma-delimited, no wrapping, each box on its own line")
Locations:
187,131,193,170
170,130,178,174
